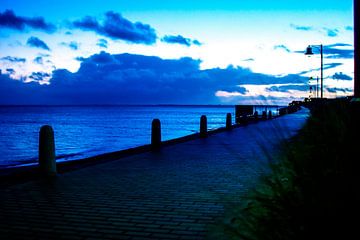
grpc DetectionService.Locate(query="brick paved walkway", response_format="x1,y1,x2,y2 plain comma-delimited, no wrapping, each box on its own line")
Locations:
0,109,308,240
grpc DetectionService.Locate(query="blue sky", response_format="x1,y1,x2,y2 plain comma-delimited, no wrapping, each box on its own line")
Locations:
0,0,354,105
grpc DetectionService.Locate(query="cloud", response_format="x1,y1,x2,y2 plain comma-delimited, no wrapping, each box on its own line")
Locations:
332,72,352,80
290,23,342,37
33,53,50,64
33,56,43,64
266,85,308,93
324,44,353,59
290,24,313,31
26,36,50,50
323,63,343,70
0,56,26,63
192,39,202,46
324,28,339,37
0,9,55,33
345,26,353,31
215,88,248,97
60,41,79,50
6,68,15,75
274,44,290,52
243,58,255,62
326,87,353,93
75,56,86,62
1,52,307,105
327,43,352,47
161,35,201,47
28,72,51,82
97,38,108,48
72,11,157,45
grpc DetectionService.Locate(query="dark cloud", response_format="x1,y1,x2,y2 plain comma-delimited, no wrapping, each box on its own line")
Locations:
243,58,255,62
297,62,344,76
290,23,342,37
327,43,352,47
97,38,108,48
0,52,307,105
60,41,79,50
0,56,26,63
75,56,86,62
29,72,51,82
323,63,343,70
274,44,290,52
0,9,55,33
324,28,339,37
161,35,201,47
324,44,353,59
203,67,307,86
192,40,202,46
33,56,43,64
6,68,15,74
33,53,50,64
26,36,50,51
332,72,352,80
266,85,308,93
72,11,157,45
326,87,353,93
290,24,313,31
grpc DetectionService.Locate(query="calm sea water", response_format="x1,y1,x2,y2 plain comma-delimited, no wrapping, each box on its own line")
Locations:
0,105,242,168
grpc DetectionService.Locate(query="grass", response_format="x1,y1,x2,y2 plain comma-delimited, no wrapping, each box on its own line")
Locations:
212,98,360,239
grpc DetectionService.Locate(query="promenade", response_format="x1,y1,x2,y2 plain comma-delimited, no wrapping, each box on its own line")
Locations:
0,109,309,240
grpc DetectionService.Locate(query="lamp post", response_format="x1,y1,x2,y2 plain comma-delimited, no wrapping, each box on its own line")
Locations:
305,44,324,99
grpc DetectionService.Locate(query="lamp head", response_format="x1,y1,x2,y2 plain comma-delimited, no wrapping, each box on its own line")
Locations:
305,46,314,56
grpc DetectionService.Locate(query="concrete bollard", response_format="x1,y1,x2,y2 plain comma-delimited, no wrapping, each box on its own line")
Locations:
226,113,232,130
254,111,259,121
262,111,267,120
39,125,57,177
151,119,161,149
268,110,272,119
200,115,207,138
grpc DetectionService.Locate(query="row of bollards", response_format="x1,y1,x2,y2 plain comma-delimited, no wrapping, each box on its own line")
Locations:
38,109,286,176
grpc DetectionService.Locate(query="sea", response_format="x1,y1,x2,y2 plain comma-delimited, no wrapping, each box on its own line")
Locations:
1,105,267,168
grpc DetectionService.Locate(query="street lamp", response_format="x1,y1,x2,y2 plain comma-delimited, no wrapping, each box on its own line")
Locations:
305,44,323,99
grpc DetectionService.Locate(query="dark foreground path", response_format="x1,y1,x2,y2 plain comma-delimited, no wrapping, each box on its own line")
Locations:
0,109,309,240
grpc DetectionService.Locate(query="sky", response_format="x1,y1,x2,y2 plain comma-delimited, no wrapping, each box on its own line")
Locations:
0,0,354,105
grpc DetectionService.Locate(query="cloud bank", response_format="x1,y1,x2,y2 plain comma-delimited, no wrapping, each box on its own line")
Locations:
0,52,309,105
